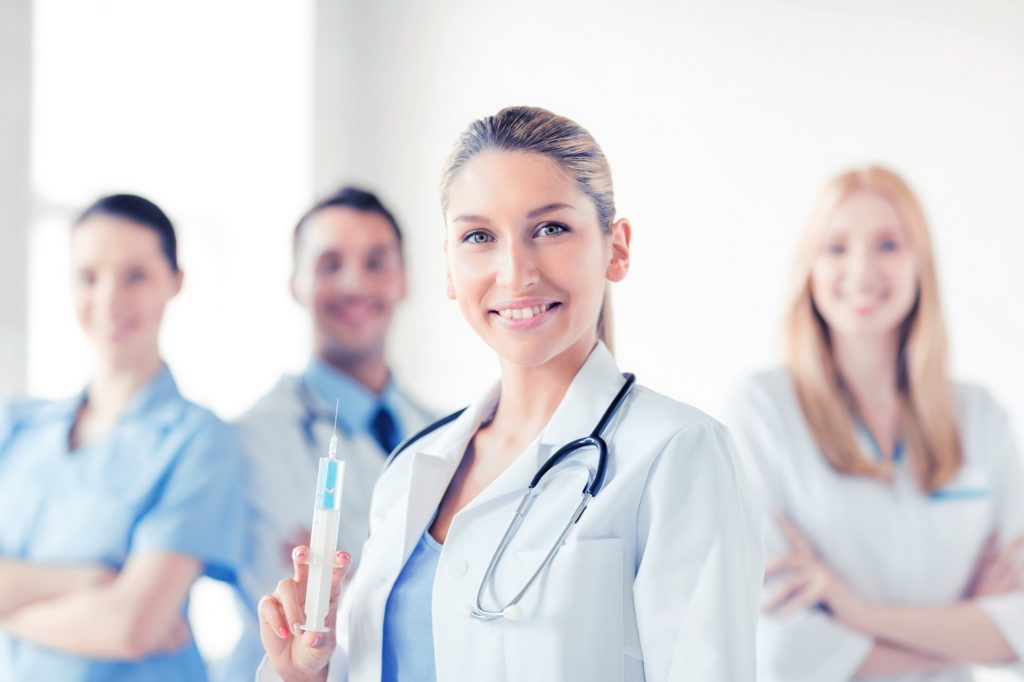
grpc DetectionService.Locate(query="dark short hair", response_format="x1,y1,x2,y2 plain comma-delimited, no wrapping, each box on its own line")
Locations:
75,194,179,272
292,186,403,263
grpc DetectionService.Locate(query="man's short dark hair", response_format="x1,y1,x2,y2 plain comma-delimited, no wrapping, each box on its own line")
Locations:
292,186,403,263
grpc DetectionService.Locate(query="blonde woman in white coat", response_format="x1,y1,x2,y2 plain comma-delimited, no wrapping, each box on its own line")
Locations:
255,106,764,682
729,166,1024,681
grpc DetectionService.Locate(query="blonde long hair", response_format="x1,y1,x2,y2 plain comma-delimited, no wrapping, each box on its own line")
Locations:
441,106,617,354
785,166,961,491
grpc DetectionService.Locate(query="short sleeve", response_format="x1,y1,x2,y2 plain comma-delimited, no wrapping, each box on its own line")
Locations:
131,418,248,583
633,420,764,682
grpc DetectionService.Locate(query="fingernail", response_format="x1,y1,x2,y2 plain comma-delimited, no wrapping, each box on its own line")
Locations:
310,634,322,647
293,547,307,559
277,626,290,639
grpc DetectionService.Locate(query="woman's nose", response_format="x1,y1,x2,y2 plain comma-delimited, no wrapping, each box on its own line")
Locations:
844,243,881,291
93,275,127,311
495,241,538,291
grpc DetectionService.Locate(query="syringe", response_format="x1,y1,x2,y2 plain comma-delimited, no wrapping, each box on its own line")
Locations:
302,399,346,633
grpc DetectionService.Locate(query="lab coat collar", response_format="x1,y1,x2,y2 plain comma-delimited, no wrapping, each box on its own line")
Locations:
392,343,627,560
397,342,626,553
395,384,499,558
414,382,501,461
413,341,625,462
538,341,628,450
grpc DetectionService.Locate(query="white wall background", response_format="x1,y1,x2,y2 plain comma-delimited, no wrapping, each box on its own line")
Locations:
25,0,1024,435
27,0,315,418
314,0,1024,436
0,0,31,395
14,0,1024,678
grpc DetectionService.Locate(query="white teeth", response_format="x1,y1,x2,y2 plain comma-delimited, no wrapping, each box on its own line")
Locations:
496,303,554,320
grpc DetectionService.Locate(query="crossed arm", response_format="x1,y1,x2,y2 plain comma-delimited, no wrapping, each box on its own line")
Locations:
0,558,114,616
767,517,1023,677
0,552,200,660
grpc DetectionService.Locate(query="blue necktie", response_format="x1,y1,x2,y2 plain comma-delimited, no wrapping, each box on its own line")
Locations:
370,406,399,454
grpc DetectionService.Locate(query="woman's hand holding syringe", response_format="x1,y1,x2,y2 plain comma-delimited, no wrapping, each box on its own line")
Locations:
258,545,351,682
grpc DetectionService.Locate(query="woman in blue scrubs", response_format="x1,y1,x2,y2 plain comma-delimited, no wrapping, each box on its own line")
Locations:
0,194,246,680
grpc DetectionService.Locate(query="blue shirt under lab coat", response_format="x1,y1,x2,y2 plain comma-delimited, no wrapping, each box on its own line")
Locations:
0,365,246,681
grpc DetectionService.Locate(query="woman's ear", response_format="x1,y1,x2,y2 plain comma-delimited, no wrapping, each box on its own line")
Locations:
606,218,631,283
171,269,184,297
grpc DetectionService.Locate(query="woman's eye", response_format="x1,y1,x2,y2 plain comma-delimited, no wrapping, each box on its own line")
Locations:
878,239,900,252
463,230,494,245
76,270,96,286
824,242,846,255
535,222,568,238
126,269,147,284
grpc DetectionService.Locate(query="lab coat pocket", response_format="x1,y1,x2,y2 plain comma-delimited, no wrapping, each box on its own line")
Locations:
503,537,625,682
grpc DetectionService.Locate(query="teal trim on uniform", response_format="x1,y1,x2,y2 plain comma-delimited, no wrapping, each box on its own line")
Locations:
929,487,991,501
853,420,905,463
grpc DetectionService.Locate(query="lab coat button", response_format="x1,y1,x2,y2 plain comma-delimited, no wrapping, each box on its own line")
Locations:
447,560,468,578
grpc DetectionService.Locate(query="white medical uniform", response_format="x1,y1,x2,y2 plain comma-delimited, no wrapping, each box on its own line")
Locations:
258,342,764,682
232,368,433,681
727,368,1024,682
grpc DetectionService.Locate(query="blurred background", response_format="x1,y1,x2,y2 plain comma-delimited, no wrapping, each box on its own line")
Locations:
2,0,1022,677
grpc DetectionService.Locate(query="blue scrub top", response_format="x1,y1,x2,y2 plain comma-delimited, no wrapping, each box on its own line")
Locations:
0,365,247,681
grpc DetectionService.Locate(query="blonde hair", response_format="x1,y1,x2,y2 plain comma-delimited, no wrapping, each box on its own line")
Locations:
784,166,961,491
441,106,616,353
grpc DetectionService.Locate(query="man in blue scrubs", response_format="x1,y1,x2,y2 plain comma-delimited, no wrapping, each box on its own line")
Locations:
227,187,434,681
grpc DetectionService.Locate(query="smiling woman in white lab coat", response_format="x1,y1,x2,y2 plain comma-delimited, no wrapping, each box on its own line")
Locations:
255,106,764,682
728,166,1024,681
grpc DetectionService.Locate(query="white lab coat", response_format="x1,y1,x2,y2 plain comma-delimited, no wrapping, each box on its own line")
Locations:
234,374,433,680
257,342,764,681
727,369,1024,682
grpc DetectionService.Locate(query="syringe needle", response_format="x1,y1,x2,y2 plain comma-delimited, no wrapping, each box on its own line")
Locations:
328,398,340,460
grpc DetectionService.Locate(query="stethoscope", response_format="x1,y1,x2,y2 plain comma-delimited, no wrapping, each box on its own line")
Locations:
469,372,636,621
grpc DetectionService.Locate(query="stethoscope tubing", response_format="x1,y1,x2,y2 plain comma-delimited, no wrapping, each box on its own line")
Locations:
471,372,636,620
